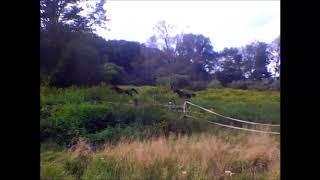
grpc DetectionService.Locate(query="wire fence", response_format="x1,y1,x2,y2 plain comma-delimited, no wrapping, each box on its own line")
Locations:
184,101,280,135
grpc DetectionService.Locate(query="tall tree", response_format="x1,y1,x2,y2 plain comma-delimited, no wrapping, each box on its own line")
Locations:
268,36,280,79
49,37,103,86
175,33,217,80
216,48,244,85
40,0,109,85
40,0,108,32
149,20,179,64
242,41,271,80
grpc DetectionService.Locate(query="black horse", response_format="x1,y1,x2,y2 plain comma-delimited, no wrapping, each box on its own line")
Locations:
173,89,196,99
111,86,139,96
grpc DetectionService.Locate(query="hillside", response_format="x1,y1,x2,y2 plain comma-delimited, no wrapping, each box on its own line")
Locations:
40,84,279,179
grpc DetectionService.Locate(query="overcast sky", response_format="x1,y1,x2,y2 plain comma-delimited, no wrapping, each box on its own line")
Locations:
95,1,280,51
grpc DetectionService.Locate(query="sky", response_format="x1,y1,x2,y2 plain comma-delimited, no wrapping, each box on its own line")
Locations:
95,0,280,51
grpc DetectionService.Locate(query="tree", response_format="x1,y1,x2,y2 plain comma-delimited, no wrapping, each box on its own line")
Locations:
268,36,280,79
49,37,103,86
175,33,217,81
104,40,142,74
131,45,167,85
216,48,244,85
153,20,176,52
242,41,271,81
40,0,108,32
146,35,159,49
40,0,109,85
149,20,179,64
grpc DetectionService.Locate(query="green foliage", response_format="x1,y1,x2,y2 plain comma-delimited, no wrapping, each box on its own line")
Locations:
49,38,103,87
189,81,208,91
216,47,244,85
88,128,120,144
270,79,280,91
41,22,279,88
103,62,124,84
228,80,248,89
227,79,280,91
40,140,64,152
41,85,280,145
207,79,223,89
41,102,116,144
156,74,190,89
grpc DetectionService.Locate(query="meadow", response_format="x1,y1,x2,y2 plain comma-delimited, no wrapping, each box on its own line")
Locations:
40,84,280,179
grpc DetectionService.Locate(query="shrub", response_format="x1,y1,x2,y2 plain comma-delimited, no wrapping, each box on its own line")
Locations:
227,79,280,91
103,62,124,84
156,74,190,89
88,128,120,144
228,80,248,89
207,80,223,89
247,79,271,91
42,103,115,145
189,81,207,91
270,80,280,91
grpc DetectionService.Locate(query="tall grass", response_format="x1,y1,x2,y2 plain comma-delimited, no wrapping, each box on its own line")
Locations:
41,133,279,179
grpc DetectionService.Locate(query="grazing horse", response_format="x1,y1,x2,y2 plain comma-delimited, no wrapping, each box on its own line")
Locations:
111,86,139,96
173,89,196,99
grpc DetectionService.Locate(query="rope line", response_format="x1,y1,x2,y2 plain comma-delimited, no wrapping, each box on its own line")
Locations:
185,101,280,127
185,115,280,135
103,101,184,111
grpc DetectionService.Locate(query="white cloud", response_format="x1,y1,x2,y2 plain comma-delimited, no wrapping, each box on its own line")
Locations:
96,1,280,51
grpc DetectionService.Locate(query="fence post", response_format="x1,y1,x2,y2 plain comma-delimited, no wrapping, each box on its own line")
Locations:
183,101,187,115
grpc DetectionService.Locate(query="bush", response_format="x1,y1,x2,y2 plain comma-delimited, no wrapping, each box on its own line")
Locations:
42,103,115,145
156,74,190,89
228,80,248,89
247,79,271,91
103,62,124,84
227,79,280,91
88,128,120,144
189,81,207,91
270,80,280,91
207,80,223,89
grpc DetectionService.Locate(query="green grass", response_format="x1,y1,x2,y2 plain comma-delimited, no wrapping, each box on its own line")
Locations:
41,84,280,179
41,84,280,144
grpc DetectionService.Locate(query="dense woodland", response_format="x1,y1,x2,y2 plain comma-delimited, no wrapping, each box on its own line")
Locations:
41,0,280,91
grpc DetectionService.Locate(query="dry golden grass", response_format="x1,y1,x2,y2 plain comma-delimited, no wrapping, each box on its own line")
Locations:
96,132,280,179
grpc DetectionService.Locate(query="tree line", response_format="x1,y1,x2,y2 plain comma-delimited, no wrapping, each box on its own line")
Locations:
40,0,280,91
